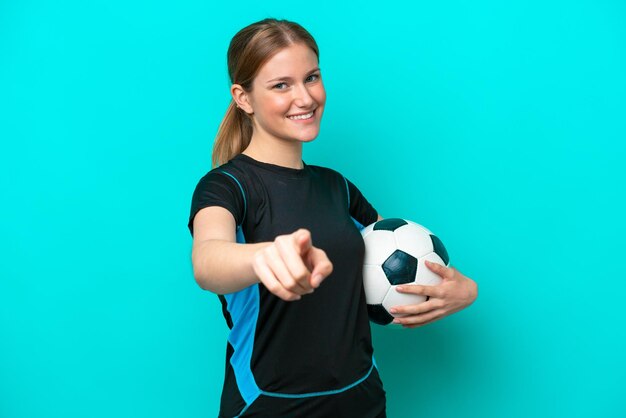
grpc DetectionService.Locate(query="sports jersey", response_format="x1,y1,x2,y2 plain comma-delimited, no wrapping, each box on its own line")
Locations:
187,153,386,418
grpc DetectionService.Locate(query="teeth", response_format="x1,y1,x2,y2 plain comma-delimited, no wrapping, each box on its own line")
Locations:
288,111,314,120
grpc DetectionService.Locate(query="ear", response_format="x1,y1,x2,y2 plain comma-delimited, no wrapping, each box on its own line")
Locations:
231,84,254,115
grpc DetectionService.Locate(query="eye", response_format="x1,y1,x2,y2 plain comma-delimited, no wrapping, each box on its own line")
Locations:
273,82,288,90
306,73,320,82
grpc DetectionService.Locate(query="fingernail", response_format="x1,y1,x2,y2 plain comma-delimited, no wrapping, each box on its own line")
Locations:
396,286,403,291
389,308,398,313
392,319,400,324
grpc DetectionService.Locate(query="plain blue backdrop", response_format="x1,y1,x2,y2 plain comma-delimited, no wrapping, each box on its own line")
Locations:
1,1,625,417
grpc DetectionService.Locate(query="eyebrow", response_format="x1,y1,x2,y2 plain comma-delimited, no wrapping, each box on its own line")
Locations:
265,67,321,84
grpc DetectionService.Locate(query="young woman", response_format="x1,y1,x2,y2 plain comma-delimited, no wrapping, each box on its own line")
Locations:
188,18,478,418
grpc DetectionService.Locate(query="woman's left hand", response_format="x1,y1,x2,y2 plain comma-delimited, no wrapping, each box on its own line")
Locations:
389,260,478,328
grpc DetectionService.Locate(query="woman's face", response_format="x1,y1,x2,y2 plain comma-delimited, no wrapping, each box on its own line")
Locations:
241,43,326,144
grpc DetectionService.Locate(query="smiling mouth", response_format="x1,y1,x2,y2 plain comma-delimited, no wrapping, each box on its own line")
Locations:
287,110,315,120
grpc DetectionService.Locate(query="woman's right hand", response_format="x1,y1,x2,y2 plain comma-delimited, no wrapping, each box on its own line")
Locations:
252,228,334,301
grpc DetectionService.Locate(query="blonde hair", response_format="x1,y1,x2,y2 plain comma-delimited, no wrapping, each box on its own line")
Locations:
211,18,320,168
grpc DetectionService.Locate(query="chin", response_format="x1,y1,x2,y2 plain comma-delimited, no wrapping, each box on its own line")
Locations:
293,134,319,143
291,128,320,142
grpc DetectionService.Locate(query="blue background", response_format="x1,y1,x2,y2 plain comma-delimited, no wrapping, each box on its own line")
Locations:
1,1,625,417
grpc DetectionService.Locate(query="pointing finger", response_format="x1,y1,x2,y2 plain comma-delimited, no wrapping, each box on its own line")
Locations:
295,229,312,256
275,235,313,293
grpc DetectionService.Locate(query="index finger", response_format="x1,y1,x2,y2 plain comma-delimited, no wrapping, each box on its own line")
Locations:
275,235,314,292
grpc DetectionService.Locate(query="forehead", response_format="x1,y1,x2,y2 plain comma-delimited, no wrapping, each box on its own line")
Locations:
256,43,319,79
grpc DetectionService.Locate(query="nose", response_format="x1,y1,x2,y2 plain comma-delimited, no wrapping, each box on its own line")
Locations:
292,82,315,108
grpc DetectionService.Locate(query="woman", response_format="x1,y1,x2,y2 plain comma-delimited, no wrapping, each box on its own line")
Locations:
188,18,478,418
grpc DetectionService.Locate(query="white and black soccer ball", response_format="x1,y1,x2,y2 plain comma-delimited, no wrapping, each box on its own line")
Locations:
361,218,450,326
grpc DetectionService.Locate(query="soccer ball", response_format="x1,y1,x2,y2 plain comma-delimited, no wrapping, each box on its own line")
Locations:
361,218,450,326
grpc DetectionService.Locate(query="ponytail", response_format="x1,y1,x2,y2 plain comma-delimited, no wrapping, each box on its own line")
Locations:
211,100,253,169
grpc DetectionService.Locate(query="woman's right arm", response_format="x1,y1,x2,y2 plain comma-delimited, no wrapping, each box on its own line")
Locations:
191,206,269,294
191,206,333,300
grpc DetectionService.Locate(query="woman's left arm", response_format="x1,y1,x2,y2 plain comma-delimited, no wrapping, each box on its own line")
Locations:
376,214,478,328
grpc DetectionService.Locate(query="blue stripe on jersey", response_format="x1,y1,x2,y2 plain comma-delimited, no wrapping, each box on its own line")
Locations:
343,175,351,208
343,175,367,232
352,216,365,231
217,169,247,227
260,362,375,399
225,224,261,408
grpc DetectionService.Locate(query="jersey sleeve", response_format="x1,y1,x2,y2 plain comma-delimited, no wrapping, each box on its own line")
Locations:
345,177,379,227
187,171,245,237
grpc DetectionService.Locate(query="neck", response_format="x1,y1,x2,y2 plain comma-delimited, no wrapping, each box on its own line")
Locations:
243,132,304,169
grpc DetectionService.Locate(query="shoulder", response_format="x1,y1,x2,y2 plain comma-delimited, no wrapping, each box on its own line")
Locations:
188,160,249,233
194,159,249,190
189,160,250,214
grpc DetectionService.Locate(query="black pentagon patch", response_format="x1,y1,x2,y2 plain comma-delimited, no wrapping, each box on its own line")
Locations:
367,304,394,325
373,218,407,232
430,235,450,265
382,250,417,285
